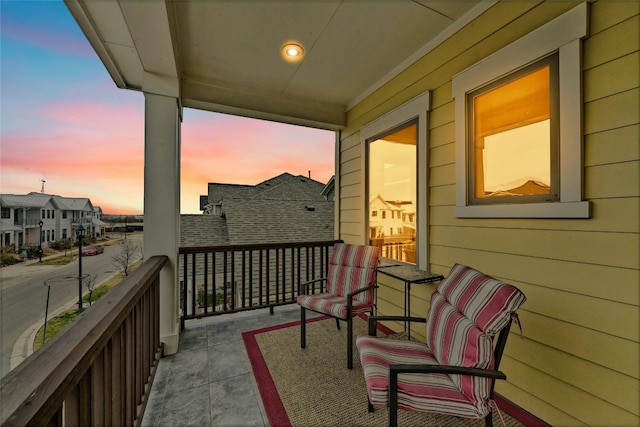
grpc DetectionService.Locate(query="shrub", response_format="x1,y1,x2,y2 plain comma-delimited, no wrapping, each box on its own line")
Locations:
49,239,73,251
0,253,21,267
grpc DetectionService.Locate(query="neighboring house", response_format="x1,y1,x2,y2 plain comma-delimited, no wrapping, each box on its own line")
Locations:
369,195,415,261
181,173,334,307
184,172,334,247
0,193,105,251
320,175,335,201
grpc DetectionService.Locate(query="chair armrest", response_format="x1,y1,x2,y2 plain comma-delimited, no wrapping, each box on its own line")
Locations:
346,284,378,299
299,277,327,294
389,364,507,380
386,363,507,419
367,315,426,336
346,285,378,315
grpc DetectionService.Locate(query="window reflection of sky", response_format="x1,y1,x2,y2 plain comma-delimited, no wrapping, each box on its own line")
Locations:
483,120,550,192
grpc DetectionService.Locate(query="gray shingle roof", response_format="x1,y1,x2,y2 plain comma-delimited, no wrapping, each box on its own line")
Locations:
206,172,326,204
207,183,255,204
223,199,333,245
0,194,52,208
182,172,334,247
180,214,230,247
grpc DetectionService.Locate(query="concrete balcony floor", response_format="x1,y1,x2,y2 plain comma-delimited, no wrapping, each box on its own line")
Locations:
141,305,319,426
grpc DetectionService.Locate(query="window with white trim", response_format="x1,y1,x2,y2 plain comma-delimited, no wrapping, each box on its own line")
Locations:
361,91,430,269
453,3,590,218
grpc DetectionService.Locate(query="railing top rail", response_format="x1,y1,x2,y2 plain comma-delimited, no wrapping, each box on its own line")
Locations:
179,239,343,254
0,255,168,426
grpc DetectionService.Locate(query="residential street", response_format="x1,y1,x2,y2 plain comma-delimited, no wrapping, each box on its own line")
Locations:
0,235,142,379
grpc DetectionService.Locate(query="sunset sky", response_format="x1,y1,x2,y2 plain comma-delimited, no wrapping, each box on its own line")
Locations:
0,1,335,215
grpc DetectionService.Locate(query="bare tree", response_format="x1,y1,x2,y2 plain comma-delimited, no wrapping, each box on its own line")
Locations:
84,274,98,306
111,240,140,277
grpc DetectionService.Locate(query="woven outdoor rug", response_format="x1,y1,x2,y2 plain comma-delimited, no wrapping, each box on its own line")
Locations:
242,316,525,427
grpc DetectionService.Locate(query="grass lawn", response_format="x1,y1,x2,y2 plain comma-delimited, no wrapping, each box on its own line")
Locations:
38,255,76,266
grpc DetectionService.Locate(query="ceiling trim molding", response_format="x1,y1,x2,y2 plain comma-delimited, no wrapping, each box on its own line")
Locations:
182,80,346,130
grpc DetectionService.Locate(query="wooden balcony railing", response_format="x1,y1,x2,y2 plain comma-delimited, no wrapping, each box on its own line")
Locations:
0,255,167,427
179,240,342,328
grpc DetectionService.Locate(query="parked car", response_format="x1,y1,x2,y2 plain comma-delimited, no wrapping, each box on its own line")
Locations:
82,245,104,256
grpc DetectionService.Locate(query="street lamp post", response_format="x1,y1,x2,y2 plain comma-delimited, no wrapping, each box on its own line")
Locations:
38,220,44,262
76,224,85,312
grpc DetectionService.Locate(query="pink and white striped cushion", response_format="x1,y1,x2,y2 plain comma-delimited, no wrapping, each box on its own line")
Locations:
356,335,488,418
296,293,373,320
437,263,527,334
426,292,493,412
326,244,380,304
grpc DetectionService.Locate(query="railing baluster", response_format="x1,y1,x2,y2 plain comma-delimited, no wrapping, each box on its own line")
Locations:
266,249,271,305
212,252,217,312
241,250,246,308
259,249,264,305
248,250,253,307
231,251,236,310
275,249,280,303
204,252,209,314
223,251,228,311
181,253,187,330
190,254,197,316
296,247,301,297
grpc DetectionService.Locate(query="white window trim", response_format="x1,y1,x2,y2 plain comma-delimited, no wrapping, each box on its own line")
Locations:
453,2,590,218
360,91,431,270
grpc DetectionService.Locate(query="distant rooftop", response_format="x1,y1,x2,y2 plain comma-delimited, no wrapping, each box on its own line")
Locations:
184,172,334,247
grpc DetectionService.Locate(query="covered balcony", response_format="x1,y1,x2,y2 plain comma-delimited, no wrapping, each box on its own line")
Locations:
1,1,638,426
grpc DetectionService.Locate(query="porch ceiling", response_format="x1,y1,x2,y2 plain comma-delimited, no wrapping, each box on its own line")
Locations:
64,0,486,130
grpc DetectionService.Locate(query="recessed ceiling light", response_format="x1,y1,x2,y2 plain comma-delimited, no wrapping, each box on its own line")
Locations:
282,42,304,62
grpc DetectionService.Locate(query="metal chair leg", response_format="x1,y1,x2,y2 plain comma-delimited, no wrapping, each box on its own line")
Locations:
300,307,306,349
485,410,494,427
347,317,353,369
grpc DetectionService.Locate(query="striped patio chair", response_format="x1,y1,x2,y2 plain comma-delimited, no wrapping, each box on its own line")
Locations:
297,243,381,369
356,263,526,427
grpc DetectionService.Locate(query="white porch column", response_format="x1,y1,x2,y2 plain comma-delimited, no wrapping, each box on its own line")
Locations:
143,92,181,355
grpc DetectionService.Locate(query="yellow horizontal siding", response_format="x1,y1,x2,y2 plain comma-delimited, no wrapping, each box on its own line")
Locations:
519,310,638,378
429,184,454,207
429,245,639,304
585,124,640,166
507,335,640,416
496,381,583,426
430,226,639,269
516,283,638,342
429,139,455,168
500,356,639,426
590,0,640,35
429,123,454,152
585,88,640,135
584,13,639,70
585,161,640,199
429,98,454,130
584,52,639,102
